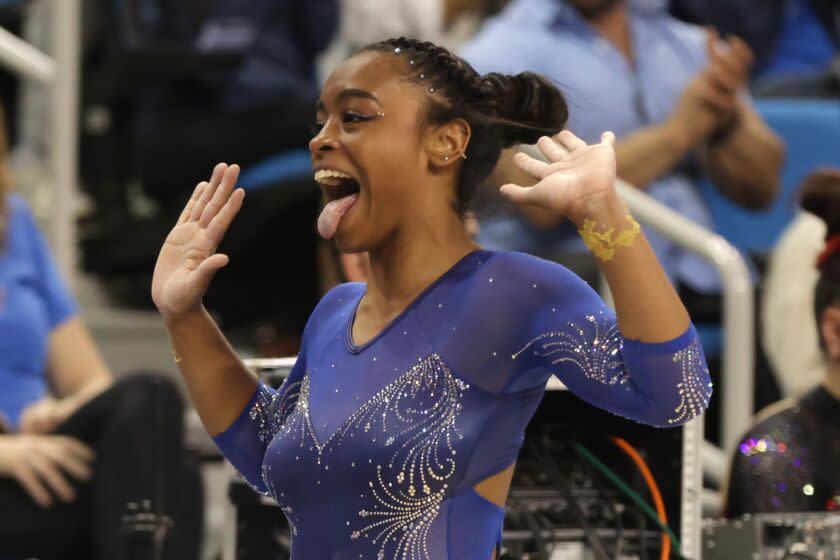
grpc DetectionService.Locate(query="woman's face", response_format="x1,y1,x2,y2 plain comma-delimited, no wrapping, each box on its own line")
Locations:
310,51,437,253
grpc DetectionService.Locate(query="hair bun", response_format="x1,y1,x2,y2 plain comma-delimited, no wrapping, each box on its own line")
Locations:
479,72,568,146
800,168,840,237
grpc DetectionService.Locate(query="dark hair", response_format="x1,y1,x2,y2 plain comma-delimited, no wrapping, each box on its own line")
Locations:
360,37,568,214
800,168,840,347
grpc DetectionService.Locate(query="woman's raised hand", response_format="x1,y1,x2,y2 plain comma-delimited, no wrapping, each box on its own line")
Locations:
152,163,244,321
499,130,618,226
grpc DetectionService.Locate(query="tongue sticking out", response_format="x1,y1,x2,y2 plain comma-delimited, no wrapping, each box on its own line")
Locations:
318,194,359,239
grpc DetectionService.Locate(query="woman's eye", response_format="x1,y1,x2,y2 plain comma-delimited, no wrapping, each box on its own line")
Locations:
343,111,375,124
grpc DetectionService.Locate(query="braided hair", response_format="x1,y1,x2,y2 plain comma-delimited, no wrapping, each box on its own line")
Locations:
360,37,568,214
801,169,840,349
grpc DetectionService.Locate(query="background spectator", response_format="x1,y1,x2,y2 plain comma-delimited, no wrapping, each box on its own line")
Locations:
461,0,784,295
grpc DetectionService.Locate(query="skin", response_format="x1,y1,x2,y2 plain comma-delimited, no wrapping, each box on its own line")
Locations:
493,1,785,228
153,51,693,556
817,307,840,401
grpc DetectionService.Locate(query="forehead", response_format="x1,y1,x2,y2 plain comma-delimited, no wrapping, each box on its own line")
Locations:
319,51,419,107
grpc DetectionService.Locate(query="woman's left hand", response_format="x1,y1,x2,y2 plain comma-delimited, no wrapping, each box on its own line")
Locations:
499,130,618,225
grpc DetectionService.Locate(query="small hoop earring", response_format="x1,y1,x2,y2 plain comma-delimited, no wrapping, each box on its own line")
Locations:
444,155,450,161
461,153,467,160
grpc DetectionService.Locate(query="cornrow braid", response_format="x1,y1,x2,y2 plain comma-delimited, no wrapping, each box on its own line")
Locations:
360,37,568,215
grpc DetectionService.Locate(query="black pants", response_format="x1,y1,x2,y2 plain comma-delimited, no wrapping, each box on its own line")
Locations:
0,374,203,560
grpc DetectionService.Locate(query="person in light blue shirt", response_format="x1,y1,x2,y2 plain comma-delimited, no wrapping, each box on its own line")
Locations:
462,0,785,293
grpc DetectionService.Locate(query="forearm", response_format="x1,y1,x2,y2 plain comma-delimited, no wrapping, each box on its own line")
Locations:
165,307,259,436
580,196,690,342
615,120,693,189
702,104,784,209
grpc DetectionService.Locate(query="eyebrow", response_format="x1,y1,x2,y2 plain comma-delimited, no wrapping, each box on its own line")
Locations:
316,88,380,111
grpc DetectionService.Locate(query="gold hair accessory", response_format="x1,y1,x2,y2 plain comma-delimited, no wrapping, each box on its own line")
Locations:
578,214,641,261
172,348,182,364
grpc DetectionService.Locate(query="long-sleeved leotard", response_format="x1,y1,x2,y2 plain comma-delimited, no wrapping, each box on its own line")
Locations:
215,250,712,559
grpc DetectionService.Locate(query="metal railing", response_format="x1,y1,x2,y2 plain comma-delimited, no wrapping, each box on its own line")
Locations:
0,0,80,283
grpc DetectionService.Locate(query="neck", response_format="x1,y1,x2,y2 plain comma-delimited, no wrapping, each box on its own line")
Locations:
588,2,633,63
363,207,478,317
823,359,840,401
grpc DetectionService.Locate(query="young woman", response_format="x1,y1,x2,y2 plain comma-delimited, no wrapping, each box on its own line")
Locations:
153,38,712,559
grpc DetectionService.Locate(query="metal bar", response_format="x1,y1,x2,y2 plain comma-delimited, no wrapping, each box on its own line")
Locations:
616,179,754,454
50,0,81,282
0,24,54,83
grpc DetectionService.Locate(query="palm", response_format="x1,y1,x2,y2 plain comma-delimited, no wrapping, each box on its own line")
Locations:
500,130,617,224
152,163,244,318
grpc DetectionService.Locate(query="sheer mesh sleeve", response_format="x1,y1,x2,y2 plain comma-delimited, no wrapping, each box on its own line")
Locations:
213,353,307,494
511,254,712,427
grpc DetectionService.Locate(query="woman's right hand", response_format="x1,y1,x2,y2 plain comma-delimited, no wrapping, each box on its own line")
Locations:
0,434,94,507
152,163,244,322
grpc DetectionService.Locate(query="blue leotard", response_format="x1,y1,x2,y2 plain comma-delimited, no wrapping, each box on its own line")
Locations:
215,250,711,559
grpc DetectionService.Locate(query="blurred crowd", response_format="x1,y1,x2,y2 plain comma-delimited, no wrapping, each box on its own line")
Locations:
0,0,839,558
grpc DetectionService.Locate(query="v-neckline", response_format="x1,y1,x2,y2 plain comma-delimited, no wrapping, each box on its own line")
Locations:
344,249,489,354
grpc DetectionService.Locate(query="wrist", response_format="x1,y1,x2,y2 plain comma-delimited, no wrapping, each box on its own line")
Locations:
572,192,630,229
162,306,206,331
663,116,697,154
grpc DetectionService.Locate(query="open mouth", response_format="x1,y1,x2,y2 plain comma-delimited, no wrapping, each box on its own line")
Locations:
314,169,361,201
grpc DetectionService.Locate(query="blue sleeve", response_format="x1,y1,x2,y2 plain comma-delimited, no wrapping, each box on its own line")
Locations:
11,195,78,329
511,254,712,427
213,352,307,494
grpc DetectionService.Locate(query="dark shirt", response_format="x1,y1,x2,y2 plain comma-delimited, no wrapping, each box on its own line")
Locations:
725,386,840,517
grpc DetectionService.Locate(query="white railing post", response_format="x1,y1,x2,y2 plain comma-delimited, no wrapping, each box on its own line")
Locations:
50,0,81,282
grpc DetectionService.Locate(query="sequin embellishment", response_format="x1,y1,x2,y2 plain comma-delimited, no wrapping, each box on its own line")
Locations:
512,309,628,386
666,338,712,425
267,354,468,559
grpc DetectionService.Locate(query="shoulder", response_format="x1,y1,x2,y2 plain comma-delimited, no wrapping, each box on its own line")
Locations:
310,282,364,322
482,251,593,298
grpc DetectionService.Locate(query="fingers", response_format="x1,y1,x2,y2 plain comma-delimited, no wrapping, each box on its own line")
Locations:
499,183,539,206
55,436,95,464
554,130,586,152
512,151,551,180
189,163,228,222
725,34,755,67
199,164,241,228
206,188,245,245
696,78,737,113
538,135,570,162
14,462,53,507
178,182,207,226
27,453,76,503
705,59,741,95
41,440,93,482
600,131,616,147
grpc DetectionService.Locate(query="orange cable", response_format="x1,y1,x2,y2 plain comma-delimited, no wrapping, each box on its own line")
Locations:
611,436,670,560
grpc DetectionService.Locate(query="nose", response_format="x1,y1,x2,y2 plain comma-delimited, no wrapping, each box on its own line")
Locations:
309,121,339,155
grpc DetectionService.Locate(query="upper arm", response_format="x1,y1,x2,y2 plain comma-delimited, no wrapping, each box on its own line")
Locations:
47,317,112,398
507,254,711,426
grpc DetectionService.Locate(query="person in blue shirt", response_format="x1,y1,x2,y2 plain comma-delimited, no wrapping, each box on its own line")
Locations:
152,37,712,559
0,123,202,556
461,0,785,294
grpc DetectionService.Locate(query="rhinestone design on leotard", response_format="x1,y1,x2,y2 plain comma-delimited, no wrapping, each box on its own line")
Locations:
512,308,629,386
666,338,712,425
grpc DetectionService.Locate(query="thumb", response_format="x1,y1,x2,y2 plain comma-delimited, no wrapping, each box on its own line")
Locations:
499,183,539,206
191,253,230,291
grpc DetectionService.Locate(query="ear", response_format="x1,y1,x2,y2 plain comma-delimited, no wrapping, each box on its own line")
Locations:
820,306,840,359
425,118,471,169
